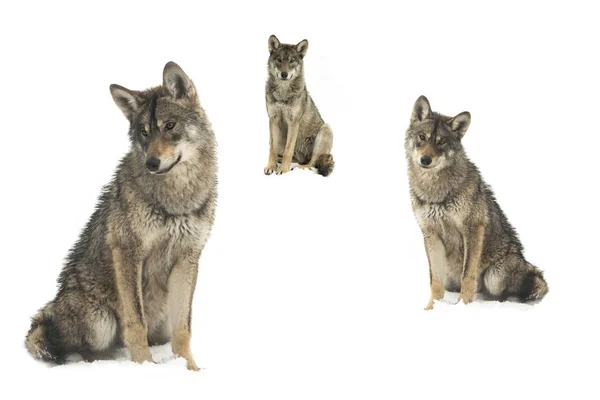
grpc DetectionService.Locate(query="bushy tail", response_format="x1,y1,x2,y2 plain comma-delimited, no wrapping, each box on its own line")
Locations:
25,307,66,364
315,154,334,177
518,266,548,302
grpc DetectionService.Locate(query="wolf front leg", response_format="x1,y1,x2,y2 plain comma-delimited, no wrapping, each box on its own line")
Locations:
167,249,201,371
264,118,281,175
423,233,447,310
458,225,486,304
277,121,300,175
112,246,153,364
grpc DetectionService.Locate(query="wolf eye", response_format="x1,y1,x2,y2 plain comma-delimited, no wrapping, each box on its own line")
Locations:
419,134,426,141
276,57,282,63
141,128,148,137
438,139,446,145
165,122,176,130
290,58,296,63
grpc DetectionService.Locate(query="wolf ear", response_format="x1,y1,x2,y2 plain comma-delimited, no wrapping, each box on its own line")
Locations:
449,112,471,137
296,39,308,58
163,61,198,105
110,84,142,121
268,35,280,53
411,95,433,123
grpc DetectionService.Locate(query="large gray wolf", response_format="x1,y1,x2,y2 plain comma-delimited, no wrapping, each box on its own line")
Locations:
405,95,548,310
25,62,217,370
264,34,334,176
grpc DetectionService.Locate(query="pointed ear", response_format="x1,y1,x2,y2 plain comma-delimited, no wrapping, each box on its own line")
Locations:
163,61,198,104
411,95,432,123
268,35,280,53
296,39,308,58
449,112,471,137
110,84,142,121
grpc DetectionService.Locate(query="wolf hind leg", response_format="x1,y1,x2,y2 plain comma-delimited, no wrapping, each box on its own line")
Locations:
84,307,119,353
26,297,118,364
296,124,334,176
484,259,548,303
76,306,120,362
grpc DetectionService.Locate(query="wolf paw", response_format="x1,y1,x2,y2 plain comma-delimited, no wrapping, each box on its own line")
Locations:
186,358,200,371
264,165,276,175
173,347,200,371
276,164,291,175
130,348,154,364
458,291,475,304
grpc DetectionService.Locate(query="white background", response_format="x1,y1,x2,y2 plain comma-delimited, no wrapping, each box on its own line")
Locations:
1,0,599,398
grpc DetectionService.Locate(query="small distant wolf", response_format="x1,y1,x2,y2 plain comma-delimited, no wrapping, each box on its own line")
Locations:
25,62,217,370
405,96,548,310
264,34,334,176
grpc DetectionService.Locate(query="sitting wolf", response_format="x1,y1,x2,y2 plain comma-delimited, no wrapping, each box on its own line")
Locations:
264,34,334,176
25,62,217,370
405,96,548,310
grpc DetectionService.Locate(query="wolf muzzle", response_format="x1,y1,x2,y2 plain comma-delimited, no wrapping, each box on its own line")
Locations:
420,155,432,166
145,155,182,174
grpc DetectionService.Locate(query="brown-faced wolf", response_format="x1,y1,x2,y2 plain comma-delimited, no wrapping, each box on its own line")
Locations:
405,96,548,310
264,34,334,177
25,62,217,370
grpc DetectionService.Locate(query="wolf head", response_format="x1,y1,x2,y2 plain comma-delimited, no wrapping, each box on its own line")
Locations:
405,96,471,170
267,35,308,81
110,62,209,175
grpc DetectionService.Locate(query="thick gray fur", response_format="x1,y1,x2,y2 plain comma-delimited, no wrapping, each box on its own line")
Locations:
25,62,217,370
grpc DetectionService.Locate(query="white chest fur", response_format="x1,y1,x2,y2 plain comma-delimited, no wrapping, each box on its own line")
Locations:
141,212,211,255
415,202,463,233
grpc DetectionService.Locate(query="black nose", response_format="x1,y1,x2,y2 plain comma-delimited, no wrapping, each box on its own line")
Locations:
281,72,288,79
146,157,160,172
420,156,432,166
